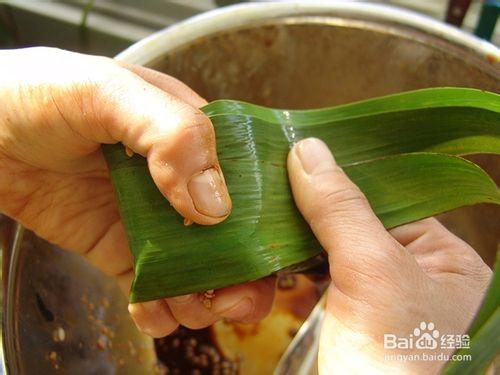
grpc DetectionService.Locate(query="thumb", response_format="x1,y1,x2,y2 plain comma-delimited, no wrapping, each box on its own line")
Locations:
287,138,406,295
84,65,232,225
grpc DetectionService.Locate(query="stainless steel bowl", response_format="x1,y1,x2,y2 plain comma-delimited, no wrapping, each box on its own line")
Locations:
1,2,498,374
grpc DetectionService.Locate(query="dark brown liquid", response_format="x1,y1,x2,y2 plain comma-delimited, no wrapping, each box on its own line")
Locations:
154,274,328,374
155,326,239,375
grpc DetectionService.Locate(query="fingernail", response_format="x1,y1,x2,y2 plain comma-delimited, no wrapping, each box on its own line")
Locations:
213,297,254,321
295,138,335,175
188,168,231,218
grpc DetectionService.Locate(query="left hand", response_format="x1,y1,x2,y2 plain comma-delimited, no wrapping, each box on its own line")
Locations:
0,47,275,337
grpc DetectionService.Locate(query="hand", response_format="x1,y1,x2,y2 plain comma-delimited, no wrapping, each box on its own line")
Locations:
0,47,275,337
287,138,492,374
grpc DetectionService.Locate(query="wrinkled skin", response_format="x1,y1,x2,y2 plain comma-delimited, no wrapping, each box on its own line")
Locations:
0,48,491,373
287,138,492,374
0,47,275,337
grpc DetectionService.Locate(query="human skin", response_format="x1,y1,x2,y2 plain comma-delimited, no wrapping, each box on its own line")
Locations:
0,47,275,338
287,138,492,374
0,48,492,373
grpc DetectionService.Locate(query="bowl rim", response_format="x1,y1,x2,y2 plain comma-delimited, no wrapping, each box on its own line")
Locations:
115,1,499,65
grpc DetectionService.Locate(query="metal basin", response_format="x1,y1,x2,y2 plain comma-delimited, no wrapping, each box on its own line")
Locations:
1,2,498,374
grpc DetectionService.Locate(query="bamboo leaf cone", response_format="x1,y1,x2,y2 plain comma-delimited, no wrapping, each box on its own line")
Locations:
102,88,500,303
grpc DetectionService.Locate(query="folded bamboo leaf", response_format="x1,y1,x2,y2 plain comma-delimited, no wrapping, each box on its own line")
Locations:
442,252,500,375
102,88,500,302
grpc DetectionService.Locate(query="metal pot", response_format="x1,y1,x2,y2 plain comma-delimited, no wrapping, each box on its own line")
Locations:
1,2,498,374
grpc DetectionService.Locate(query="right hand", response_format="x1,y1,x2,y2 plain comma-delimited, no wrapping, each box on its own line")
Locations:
287,138,492,374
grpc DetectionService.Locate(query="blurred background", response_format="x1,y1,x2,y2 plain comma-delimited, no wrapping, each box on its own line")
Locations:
0,0,498,56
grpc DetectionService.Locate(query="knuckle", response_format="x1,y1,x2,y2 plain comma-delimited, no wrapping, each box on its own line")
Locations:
454,248,490,278
165,114,216,164
319,184,369,212
148,150,177,183
86,62,131,99
180,114,215,141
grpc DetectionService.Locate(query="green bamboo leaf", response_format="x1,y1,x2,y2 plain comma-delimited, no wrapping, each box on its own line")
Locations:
442,253,500,375
102,88,500,302
204,87,500,164
344,154,500,228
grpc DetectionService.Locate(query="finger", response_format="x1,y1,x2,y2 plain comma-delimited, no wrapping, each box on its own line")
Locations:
166,277,276,329
128,300,179,338
120,272,181,338
389,217,472,255
166,293,218,329
287,138,405,291
120,63,208,108
3,51,229,225
84,220,133,276
390,218,491,279
389,217,444,248
212,277,276,323
84,68,231,225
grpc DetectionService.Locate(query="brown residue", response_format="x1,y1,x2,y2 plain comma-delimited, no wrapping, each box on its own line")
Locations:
201,289,215,309
48,351,59,369
96,335,108,351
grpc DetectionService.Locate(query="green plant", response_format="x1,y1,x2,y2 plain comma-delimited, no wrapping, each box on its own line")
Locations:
442,251,500,374
103,87,499,303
